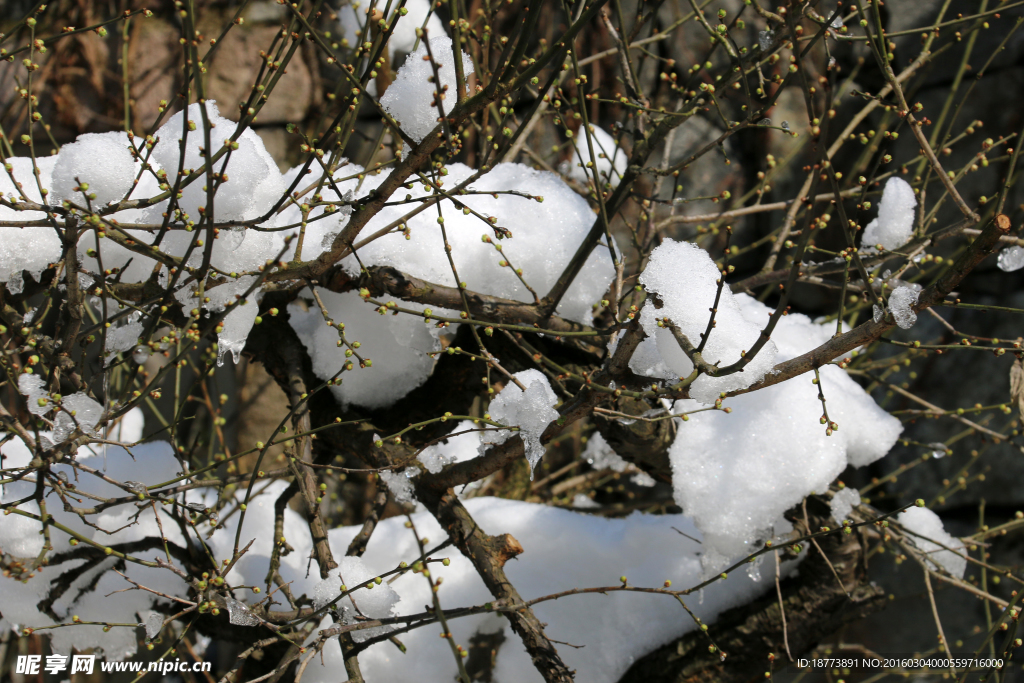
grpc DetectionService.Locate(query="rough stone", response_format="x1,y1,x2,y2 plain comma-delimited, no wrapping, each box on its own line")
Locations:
204,24,314,125
129,18,181,132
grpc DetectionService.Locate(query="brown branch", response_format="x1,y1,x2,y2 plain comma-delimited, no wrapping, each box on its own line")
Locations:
281,332,337,579
416,487,574,683
325,265,591,335
346,480,388,558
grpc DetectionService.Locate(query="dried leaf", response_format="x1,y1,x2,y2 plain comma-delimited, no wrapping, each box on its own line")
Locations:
1011,359,1024,422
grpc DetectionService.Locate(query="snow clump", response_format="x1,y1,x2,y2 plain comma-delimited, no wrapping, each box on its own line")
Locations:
570,125,626,188
572,493,600,508
288,289,449,409
0,101,290,369
104,316,145,363
486,369,559,474
147,101,283,225
997,245,1024,272
339,162,614,325
888,285,920,329
3,104,612,395
338,0,445,58
312,556,401,643
583,433,657,486
3,423,795,678
583,432,630,472
898,506,967,578
380,468,419,505
861,177,917,250
191,274,262,366
829,487,861,523
19,374,51,415
17,376,104,443
288,160,615,408
668,296,901,561
225,596,261,627
632,239,778,404
0,430,191,661
417,420,482,473
51,393,105,443
273,162,362,262
49,132,136,207
381,36,473,145
0,156,62,293
299,497,795,683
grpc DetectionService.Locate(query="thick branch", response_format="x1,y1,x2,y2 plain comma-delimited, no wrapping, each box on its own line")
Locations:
321,265,591,335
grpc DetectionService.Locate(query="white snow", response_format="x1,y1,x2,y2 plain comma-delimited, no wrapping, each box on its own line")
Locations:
147,101,283,225
633,239,778,404
997,245,1024,272
569,125,622,188
581,430,656,487
5,115,615,410
297,497,793,683
74,160,163,284
289,158,617,410
338,0,445,57
340,162,615,326
888,285,919,329
104,317,144,362
632,471,656,487
225,596,261,627
667,296,901,560
199,274,261,365
0,54,916,680
572,493,600,508
52,393,104,444
288,289,447,409
485,369,559,474
18,373,51,415
380,36,473,145
380,468,419,505
582,432,629,472
0,427,192,661
273,162,362,262
311,556,401,643
107,407,145,443
417,420,482,473
2,424,796,679
50,132,136,207
0,155,62,292
0,102,292,372
16,372,105,444
0,437,47,558
143,611,164,639
829,487,861,523
569,126,626,188
134,102,284,351
861,177,917,250
898,507,967,578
